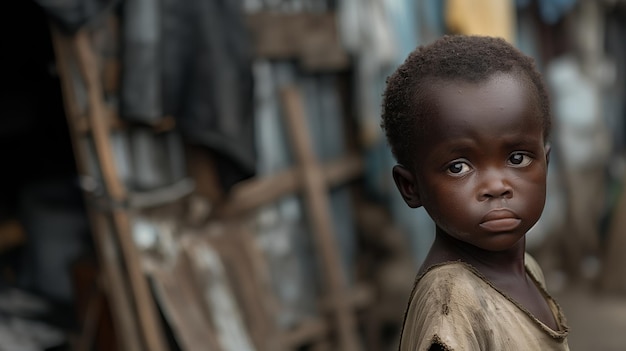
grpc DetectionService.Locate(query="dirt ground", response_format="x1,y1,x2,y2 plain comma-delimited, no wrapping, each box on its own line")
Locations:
553,284,626,350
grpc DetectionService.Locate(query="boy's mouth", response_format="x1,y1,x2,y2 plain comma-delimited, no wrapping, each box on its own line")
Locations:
479,209,521,232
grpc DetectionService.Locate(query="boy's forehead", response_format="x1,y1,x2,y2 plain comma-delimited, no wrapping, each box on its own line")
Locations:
416,72,543,144
423,72,538,119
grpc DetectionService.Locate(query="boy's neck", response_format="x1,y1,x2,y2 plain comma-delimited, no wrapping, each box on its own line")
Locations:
421,228,527,278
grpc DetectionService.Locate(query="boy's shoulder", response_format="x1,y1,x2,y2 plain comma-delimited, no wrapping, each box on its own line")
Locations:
400,256,569,351
412,261,486,305
417,261,476,287
400,262,493,350
411,252,547,306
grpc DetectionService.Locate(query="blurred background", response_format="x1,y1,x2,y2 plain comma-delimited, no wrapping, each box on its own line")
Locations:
1,0,625,350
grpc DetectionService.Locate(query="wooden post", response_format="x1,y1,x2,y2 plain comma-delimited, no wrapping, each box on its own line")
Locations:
50,26,142,351
280,86,360,351
51,27,168,351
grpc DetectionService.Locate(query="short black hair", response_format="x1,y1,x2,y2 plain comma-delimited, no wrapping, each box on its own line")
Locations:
381,35,551,169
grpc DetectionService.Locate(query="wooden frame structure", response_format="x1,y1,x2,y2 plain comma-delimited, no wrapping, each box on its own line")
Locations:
50,10,371,351
51,27,168,351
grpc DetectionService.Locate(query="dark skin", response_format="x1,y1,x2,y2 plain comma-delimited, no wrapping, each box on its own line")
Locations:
393,72,559,332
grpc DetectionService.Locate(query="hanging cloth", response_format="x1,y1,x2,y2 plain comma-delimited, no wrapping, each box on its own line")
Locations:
445,0,516,43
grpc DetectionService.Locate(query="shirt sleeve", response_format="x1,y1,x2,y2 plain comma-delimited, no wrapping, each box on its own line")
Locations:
399,265,488,351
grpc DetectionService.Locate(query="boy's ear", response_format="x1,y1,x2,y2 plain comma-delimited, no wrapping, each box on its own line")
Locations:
545,143,551,165
392,165,422,208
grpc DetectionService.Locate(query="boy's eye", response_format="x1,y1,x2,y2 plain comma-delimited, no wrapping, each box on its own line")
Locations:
508,153,532,167
447,161,471,176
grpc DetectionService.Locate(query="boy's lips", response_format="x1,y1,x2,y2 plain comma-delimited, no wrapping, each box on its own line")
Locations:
479,209,521,232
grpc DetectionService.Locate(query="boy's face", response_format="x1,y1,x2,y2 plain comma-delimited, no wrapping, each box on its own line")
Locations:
393,72,549,252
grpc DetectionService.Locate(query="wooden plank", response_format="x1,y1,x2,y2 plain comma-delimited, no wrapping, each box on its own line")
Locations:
50,27,142,351
280,86,360,351
91,213,144,351
73,30,167,351
246,12,349,71
183,238,257,351
151,250,222,351
210,229,281,351
73,32,125,200
215,153,363,218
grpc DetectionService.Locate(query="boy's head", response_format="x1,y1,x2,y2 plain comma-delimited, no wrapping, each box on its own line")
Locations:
381,35,551,171
382,35,552,252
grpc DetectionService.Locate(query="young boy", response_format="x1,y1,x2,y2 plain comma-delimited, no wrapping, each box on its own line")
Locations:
381,35,570,350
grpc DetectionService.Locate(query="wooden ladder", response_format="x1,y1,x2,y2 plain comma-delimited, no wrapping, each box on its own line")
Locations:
51,26,168,351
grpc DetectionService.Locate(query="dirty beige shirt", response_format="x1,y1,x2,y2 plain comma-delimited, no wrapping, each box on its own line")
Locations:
399,254,569,350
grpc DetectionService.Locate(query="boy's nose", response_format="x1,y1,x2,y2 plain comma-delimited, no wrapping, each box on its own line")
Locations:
478,171,513,200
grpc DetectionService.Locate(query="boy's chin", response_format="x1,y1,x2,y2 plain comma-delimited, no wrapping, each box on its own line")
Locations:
472,234,527,253
442,231,526,253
